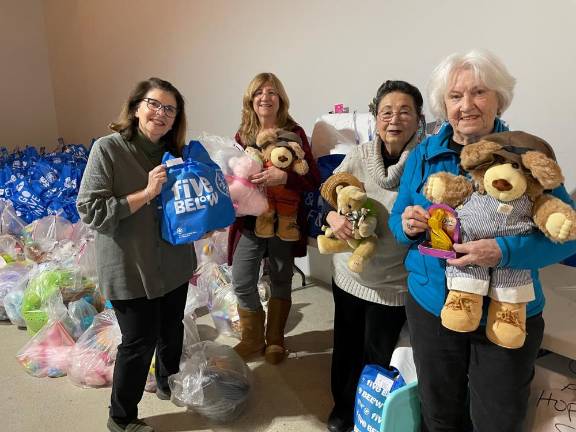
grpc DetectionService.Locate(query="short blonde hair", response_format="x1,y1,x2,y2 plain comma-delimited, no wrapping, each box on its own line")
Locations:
428,49,516,121
238,73,297,146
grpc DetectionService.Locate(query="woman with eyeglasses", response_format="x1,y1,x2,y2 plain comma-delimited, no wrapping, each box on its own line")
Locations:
227,72,320,365
388,50,576,431
77,77,195,432
322,80,425,432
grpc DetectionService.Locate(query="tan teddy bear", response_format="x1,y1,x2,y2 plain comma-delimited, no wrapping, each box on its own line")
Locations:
248,129,309,241
423,131,576,349
317,173,377,273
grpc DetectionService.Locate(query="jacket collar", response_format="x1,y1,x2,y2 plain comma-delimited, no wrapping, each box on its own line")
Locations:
423,118,509,161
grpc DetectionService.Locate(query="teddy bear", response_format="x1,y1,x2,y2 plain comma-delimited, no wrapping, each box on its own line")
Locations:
316,173,378,273
248,128,309,241
225,153,269,217
422,131,576,349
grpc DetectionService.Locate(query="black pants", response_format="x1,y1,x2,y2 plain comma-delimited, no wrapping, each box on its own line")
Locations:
330,280,407,424
406,292,544,432
109,282,188,424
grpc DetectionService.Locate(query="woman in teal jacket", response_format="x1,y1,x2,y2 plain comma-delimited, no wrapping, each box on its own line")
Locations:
389,50,576,432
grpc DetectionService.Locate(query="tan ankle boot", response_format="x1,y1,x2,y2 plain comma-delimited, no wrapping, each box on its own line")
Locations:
233,306,265,360
255,211,275,238
276,215,300,242
440,290,483,332
486,300,527,349
265,298,291,364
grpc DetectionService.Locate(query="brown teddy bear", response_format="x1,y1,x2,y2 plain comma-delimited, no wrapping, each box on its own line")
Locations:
248,129,309,241
317,173,377,273
423,131,576,349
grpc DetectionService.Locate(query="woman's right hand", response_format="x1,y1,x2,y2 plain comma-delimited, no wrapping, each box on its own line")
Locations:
326,211,353,240
401,205,430,236
146,164,167,199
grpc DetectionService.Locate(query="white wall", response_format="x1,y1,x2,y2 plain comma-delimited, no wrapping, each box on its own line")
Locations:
0,1,58,150
40,0,576,192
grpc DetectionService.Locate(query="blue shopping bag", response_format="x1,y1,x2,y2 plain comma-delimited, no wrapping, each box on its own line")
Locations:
302,154,345,238
354,365,406,432
160,143,235,245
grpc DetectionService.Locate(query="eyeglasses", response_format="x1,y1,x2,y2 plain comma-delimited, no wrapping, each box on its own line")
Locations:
377,110,414,122
142,98,178,118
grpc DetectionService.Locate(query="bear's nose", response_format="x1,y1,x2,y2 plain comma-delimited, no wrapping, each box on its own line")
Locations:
278,155,288,163
492,179,513,191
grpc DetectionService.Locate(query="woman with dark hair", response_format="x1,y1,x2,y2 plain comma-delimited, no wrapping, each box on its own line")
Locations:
228,72,320,365
77,77,195,432
324,80,425,432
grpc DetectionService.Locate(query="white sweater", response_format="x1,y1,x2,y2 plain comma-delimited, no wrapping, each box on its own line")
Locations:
331,136,416,306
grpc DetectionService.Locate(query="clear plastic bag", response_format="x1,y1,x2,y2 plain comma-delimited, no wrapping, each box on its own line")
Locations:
68,309,121,388
201,264,240,338
0,262,31,320
21,215,74,263
16,296,76,378
20,263,84,334
169,341,251,423
68,297,97,338
0,200,26,236
0,234,25,263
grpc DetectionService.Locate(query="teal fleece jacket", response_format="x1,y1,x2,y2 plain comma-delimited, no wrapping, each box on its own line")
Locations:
388,120,576,318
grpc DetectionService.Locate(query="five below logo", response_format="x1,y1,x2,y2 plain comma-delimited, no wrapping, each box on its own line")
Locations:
172,177,219,215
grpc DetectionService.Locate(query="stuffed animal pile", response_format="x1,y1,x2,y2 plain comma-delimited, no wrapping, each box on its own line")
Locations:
423,131,576,348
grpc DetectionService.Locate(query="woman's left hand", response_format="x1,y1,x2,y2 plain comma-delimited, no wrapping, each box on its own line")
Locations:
250,166,288,187
448,239,502,267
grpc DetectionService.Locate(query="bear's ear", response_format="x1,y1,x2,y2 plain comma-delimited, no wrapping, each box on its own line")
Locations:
256,129,278,148
460,141,503,171
287,142,305,159
335,185,344,194
521,151,564,189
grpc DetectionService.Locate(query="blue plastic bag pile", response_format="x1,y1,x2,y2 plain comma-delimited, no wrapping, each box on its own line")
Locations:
0,145,89,223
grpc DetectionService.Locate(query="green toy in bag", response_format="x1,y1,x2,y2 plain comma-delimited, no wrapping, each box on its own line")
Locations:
21,268,77,335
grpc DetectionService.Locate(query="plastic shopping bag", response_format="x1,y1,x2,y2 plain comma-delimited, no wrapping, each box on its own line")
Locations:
354,364,406,432
159,144,235,245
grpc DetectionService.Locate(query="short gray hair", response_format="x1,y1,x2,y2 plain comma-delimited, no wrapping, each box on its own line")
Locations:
427,49,516,121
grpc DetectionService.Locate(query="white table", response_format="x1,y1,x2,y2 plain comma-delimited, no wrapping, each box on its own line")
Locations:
539,263,576,360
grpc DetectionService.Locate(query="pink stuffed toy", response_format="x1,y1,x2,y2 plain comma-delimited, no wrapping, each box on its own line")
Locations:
225,154,269,216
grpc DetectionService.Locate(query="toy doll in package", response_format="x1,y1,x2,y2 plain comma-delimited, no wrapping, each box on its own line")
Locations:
417,203,461,259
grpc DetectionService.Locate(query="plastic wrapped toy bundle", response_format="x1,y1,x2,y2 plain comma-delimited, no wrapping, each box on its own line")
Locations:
0,261,33,321
199,264,240,338
68,309,121,388
0,200,26,236
68,298,98,339
0,234,25,263
16,297,76,378
211,145,268,217
21,214,74,263
20,263,85,334
169,341,251,423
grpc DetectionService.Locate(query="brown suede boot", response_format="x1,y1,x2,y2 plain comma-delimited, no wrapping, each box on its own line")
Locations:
255,211,275,238
265,298,292,364
233,306,266,360
276,215,300,242
486,300,527,349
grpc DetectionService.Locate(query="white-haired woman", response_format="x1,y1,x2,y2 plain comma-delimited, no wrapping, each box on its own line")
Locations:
389,50,576,432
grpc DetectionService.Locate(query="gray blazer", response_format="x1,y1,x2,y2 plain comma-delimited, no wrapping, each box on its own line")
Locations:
77,132,196,300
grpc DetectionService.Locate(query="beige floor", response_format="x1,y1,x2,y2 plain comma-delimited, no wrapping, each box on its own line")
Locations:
1,280,335,432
